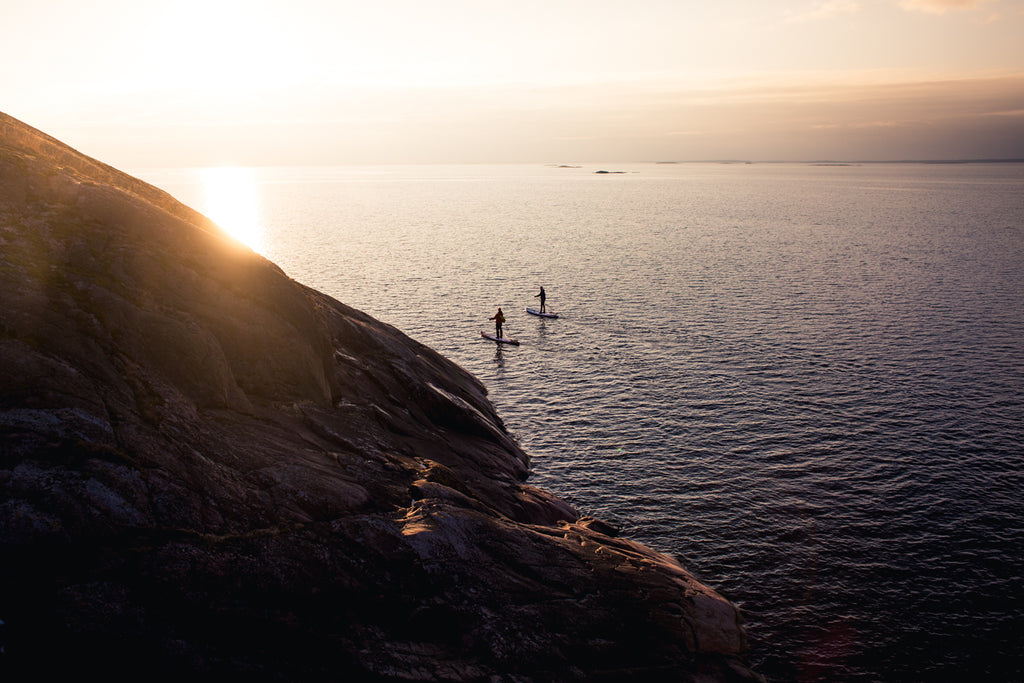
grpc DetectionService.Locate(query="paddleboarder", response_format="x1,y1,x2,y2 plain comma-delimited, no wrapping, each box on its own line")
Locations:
535,286,546,313
490,307,506,339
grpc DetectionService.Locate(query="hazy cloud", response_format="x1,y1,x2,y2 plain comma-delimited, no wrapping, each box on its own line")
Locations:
52,72,1021,166
983,108,1024,117
16,39,1023,166
899,0,989,14
786,1,863,22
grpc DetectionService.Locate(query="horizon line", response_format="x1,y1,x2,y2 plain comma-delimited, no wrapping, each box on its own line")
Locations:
128,158,1024,170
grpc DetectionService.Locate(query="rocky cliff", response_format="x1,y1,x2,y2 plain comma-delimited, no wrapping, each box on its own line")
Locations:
0,112,761,681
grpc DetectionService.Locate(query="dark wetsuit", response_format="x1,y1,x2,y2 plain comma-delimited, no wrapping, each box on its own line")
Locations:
490,309,505,338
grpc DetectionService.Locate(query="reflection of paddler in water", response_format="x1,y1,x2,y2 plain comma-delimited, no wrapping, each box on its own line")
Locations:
490,307,506,338
535,286,546,313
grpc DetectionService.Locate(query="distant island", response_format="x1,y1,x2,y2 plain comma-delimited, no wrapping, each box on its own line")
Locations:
646,159,1024,165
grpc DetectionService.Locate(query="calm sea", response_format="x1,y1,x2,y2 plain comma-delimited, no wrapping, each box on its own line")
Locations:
137,162,1024,682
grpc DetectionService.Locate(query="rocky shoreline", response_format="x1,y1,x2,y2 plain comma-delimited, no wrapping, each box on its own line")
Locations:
0,111,762,681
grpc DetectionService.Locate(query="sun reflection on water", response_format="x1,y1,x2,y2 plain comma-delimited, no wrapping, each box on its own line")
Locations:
198,166,264,253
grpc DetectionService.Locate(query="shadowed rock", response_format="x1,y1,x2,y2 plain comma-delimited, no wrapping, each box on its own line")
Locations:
0,112,762,681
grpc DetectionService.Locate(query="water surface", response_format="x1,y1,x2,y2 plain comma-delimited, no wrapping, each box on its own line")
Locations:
139,162,1024,682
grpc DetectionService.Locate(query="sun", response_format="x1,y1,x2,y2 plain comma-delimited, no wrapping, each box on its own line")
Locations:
198,167,264,253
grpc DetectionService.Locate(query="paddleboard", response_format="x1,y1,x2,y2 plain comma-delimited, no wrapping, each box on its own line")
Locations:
481,331,520,345
526,307,559,319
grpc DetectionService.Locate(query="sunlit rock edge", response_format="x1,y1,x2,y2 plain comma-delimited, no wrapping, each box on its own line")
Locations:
0,112,762,681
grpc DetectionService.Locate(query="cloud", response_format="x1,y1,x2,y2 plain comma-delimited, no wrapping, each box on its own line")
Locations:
786,1,863,22
610,73,1024,161
898,0,989,14
982,108,1024,117
26,71,1024,165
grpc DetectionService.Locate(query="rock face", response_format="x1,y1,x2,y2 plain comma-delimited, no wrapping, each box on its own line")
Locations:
0,112,761,681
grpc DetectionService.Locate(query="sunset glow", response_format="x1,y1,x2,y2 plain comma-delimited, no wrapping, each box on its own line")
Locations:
3,0,1023,165
199,167,264,253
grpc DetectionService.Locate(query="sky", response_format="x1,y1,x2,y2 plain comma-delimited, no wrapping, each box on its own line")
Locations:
3,0,1024,166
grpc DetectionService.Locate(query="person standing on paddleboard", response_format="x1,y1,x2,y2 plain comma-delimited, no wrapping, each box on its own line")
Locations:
490,307,506,339
535,286,547,313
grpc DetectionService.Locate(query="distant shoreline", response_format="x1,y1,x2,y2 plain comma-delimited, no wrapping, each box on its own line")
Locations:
651,158,1024,165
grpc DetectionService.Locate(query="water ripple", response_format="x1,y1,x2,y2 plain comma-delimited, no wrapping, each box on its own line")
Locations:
143,162,1024,682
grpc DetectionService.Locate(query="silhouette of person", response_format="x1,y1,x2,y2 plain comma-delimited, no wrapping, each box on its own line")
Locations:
490,307,506,338
535,286,546,313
